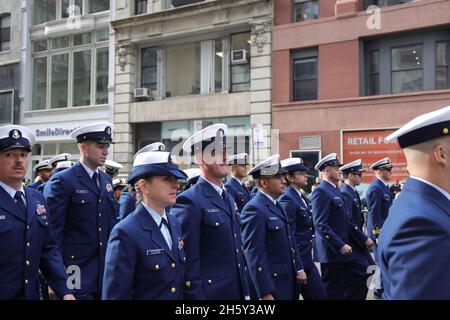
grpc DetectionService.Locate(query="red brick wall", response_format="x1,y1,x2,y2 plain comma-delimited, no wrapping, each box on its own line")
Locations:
318,40,360,99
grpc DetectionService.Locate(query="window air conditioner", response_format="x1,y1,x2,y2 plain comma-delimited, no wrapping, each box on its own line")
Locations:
134,88,152,99
231,49,249,65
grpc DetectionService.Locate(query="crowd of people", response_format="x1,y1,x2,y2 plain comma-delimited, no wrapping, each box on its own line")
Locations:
1,105,450,300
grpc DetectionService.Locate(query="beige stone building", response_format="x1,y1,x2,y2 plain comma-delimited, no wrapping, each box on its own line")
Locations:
111,0,273,172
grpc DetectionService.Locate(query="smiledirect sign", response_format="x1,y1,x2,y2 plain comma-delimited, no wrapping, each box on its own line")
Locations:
342,129,408,184
35,127,78,138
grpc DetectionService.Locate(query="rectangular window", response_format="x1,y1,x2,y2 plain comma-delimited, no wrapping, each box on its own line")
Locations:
0,14,11,51
141,47,157,90
364,0,414,10
33,0,56,25
32,57,47,110
73,50,91,107
62,0,82,18
136,0,148,14
96,48,109,104
293,49,318,101
166,43,200,97
88,0,110,13
33,40,48,53
294,0,319,22
0,91,13,124
51,53,69,108
368,50,380,95
52,36,69,49
391,44,423,93
95,28,109,42
436,42,448,90
230,33,250,92
214,40,223,92
74,32,92,46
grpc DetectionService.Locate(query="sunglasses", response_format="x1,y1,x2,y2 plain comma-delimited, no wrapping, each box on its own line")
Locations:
352,172,362,177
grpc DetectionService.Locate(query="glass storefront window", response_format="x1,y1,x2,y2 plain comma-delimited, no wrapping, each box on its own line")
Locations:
51,53,69,108
73,50,92,106
32,57,47,110
96,48,109,104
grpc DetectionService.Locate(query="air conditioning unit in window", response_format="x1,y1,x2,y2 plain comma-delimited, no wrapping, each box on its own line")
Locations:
134,88,152,100
231,49,249,65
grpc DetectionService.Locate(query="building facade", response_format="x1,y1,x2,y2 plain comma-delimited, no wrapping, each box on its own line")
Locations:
0,1,20,127
111,0,273,172
21,0,115,176
273,0,450,189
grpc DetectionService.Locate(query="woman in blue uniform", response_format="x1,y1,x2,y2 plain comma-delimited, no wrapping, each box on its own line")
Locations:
102,150,187,300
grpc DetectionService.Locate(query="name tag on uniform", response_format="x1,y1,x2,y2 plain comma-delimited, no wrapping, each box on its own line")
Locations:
206,208,220,213
146,249,164,256
76,189,88,194
0,215,5,220
334,197,341,200
268,217,278,221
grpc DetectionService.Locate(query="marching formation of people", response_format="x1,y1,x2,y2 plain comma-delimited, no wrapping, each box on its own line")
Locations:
1,105,450,300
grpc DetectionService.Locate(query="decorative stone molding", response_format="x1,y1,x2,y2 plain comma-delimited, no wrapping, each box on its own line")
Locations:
118,45,127,71
250,19,271,53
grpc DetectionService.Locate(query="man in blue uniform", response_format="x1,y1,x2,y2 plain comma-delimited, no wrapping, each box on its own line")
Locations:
340,159,375,300
380,105,450,299
43,122,117,300
279,157,327,300
224,153,251,213
103,151,187,299
104,159,123,178
119,142,166,220
0,125,75,300
37,153,71,193
311,153,373,300
366,157,393,299
28,160,52,190
241,155,306,300
182,168,201,191
170,123,249,300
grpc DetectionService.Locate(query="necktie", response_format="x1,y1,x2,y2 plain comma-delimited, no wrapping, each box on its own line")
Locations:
242,183,250,197
221,188,228,204
92,172,99,190
159,218,172,249
14,191,27,217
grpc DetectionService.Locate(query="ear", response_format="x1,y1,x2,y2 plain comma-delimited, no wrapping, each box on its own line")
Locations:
433,143,449,166
138,179,149,195
194,153,203,165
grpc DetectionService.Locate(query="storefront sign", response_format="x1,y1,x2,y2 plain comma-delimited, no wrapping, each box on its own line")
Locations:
342,129,408,183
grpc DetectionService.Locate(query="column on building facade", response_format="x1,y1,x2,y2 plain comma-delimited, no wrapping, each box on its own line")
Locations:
250,18,273,164
114,43,136,173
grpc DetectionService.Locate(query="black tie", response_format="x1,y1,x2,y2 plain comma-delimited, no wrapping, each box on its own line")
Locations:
221,189,228,204
159,217,171,232
92,172,99,190
14,191,26,217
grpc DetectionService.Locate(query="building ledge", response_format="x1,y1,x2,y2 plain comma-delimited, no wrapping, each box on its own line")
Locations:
112,0,269,30
273,89,450,112
129,92,250,123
